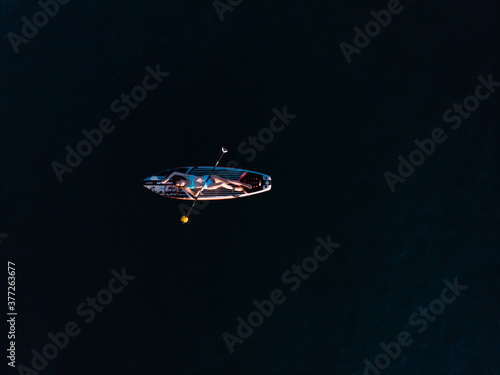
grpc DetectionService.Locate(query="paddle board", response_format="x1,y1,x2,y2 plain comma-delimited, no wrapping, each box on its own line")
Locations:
143,166,272,200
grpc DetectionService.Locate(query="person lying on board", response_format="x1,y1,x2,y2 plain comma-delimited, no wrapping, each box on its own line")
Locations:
162,172,252,196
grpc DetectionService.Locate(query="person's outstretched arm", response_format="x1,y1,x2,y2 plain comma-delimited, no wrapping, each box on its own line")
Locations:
161,172,190,184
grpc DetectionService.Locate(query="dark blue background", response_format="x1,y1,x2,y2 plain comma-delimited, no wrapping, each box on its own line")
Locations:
1,0,499,374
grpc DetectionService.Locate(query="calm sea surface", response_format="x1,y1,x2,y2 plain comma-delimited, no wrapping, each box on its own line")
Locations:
1,1,499,374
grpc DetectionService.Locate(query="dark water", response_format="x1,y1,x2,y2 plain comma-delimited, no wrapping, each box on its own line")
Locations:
1,1,499,374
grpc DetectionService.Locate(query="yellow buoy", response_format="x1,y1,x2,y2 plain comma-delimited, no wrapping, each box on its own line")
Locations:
181,216,189,224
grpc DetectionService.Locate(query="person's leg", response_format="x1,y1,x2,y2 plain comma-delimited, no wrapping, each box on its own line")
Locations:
213,177,252,189
207,179,249,191
206,180,234,190
230,180,252,189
